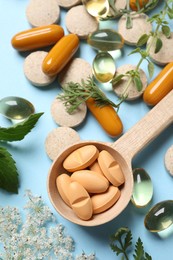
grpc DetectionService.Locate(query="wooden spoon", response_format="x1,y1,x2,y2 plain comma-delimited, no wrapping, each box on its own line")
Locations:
47,90,173,226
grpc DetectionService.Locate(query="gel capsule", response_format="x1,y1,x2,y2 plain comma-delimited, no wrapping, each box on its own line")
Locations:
11,25,64,51
92,52,116,83
82,0,109,18
131,168,153,208
144,200,173,232
0,96,35,122
87,29,124,51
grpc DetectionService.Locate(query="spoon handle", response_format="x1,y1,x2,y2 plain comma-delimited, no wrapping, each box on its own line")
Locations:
113,90,173,164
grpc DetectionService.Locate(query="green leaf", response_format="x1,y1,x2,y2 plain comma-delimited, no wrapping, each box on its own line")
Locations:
0,112,43,142
112,74,125,85
145,252,152,260
154,37,163,53
110,227,132,257
133,238,145,260
133,76,143,91
133,238,152,260
128,47,141,56
137,34,149,46
126,15,133,29
168,10,173,19
148,61,155,78
0,147,19,193
162,25,171,38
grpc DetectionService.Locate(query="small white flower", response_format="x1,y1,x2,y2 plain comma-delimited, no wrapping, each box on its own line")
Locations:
0,190,96,259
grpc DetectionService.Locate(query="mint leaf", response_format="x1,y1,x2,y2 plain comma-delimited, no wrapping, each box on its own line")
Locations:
0,147,19,193
0,112,43,142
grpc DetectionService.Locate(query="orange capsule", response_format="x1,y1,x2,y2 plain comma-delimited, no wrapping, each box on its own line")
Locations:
143,62,173,106
42,34,80,76
86,97,123,137
11,25,64,51
130,0,149,11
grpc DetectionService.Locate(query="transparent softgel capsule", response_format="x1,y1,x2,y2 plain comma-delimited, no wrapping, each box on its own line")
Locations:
87,29,124,51
82,0,109,18
131,168,153,208
92,52,116,83
0,96,35,122
144,200,173,233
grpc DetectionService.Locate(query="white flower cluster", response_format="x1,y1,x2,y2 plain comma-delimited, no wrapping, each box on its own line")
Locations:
0,190,96,260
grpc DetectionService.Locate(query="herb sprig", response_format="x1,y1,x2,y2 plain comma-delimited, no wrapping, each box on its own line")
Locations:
105,0,159,21
58,77,123,114
112,0,173,100
110,227,152,260
0,112,43,193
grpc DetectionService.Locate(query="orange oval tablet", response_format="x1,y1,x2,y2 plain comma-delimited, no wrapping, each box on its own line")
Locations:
68,181,93,220
98,150,125,186
11,25,64,51
63,145,99,172
42,34,79,76
56,173,71,207
91,185,121,214
89,161,104,176
71,170,109,193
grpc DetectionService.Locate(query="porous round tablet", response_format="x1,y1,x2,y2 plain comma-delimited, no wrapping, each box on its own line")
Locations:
24,51,56,87
56,0,81,9
45,127,80,160
148,32,173,66
118,13,152,45
51,97,87,127
65,5,99,39
114,0,126,15
107,0,126,18
58,58,93,86
112,64,147,100
26,0,60,27
164,145,173,176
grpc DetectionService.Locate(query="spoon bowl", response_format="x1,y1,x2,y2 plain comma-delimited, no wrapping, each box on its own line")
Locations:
47,90,173,226
47,141,132,226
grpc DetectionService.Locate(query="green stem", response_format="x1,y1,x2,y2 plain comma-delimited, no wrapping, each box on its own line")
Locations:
120,3,168,96
119,240,129,260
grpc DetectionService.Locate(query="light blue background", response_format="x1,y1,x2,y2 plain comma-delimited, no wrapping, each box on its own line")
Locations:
0,1,173,259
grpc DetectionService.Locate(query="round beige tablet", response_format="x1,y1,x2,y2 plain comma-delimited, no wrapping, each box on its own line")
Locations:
118,13,152,45
24,51,56,87
26,0,60,27
148,32,173,66
105,0,126,18
164,145,173,176
51,97,87,127
56,0,81,9
112,64,147,100
58,58,93,86
65,5,99,39
45,127,80,160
